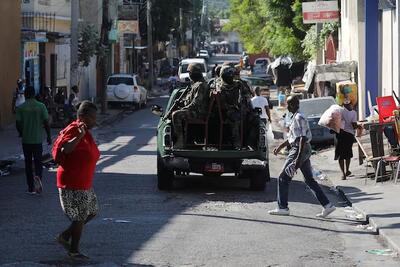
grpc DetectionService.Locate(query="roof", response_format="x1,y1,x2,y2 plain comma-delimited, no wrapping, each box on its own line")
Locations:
180,58,206,64
300,96,335,103
109,73,136,78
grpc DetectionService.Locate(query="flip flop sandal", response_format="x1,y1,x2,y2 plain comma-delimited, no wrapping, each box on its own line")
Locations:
56,235,70,252
68,252,90,260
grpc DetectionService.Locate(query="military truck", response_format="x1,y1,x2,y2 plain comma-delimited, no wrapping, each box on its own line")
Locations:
151,87,270,191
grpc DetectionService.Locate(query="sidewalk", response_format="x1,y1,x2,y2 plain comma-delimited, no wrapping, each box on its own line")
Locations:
317,147,400,255
0,106,125,162
269,102,400,255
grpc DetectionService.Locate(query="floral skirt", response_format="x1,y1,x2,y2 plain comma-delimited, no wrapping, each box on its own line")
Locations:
59,188,98,222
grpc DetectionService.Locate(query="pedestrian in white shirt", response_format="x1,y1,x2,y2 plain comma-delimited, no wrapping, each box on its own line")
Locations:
268,95,336,218
335,99,357,180
251,87,271,127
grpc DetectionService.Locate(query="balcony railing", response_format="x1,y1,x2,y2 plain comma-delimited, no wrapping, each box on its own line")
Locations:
22,12,56,32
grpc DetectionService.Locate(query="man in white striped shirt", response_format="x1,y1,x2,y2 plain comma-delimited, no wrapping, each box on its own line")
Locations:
268,96,335,218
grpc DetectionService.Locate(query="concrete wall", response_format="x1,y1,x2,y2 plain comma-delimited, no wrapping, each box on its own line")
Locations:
381,10,395,97
79,0,102,101
338,0,366,118
22,0,71,18
0,0,21,128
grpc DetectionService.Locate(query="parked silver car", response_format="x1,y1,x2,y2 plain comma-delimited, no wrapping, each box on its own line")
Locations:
299,96,336,144
106,74,148,109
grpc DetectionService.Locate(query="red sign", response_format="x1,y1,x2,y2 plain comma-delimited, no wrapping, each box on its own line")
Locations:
302,1,339,24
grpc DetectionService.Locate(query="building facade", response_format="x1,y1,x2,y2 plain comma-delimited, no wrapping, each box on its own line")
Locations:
21,0,71,95
0,0,21,128
337,0,400,118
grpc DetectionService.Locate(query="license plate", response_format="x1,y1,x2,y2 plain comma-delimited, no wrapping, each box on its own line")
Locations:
204,163,224,172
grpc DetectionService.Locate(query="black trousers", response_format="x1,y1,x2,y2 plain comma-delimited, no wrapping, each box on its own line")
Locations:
22,143,43,191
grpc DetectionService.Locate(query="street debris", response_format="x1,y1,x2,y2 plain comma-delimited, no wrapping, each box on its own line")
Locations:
0,160,14,176
356,224,374,231
366,249,395,256
102,218,132,223
115,220,131,223
313,169,327,180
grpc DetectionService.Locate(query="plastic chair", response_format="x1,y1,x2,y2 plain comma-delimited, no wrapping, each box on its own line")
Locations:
376,96,397,123
373,106,400,184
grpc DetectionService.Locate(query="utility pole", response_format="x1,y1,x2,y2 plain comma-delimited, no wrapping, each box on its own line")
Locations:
70,0,79,90
315,0,323,65
147,0,154,91
179,7,183,57
99,0,110,114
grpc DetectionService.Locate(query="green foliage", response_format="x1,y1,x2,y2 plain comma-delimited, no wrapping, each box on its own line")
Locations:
151,0,195,42
78,23,100,67
225,0,339,60
302,22,339,59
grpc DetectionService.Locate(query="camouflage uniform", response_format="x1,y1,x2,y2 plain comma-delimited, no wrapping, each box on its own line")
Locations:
235,74,259,148
172,64,209,147
217,66,242,148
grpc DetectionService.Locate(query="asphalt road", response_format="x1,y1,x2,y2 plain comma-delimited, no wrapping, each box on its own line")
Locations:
0,91,399,266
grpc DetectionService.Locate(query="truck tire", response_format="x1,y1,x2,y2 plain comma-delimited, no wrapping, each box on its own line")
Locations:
157,153,174,190
249,169,266,191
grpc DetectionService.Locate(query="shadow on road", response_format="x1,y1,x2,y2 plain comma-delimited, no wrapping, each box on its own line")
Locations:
0,96,378,266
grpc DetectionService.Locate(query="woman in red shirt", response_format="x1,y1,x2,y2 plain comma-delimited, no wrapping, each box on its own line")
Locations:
56,101,100,260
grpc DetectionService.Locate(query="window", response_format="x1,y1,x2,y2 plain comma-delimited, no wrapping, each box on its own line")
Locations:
180,64,206,74
123,0,142,5
108,77,134,85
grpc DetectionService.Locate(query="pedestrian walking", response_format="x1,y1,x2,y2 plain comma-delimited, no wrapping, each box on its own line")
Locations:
64,85,79,124
251,86,271,126
54,101,100,260
268,96,336,217
16,86,51,194
12,79,26,113
335,99,357,180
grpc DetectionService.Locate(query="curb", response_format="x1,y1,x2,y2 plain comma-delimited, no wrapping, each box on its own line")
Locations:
335,185,400,255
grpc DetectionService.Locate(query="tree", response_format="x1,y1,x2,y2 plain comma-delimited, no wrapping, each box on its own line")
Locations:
225,0,312,60
78,23,100,67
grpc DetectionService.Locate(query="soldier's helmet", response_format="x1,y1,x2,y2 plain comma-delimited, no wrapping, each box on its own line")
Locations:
187,63,203,74
220,65,236,84
220,65,236,77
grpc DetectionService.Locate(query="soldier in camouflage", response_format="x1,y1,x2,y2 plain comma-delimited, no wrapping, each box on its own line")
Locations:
172,63,209,148
234,64,259,148
216,65,242,149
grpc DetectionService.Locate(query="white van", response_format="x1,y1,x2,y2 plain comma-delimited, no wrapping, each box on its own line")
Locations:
178,58,209,83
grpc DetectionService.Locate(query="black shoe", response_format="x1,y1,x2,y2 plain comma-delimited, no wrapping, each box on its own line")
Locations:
56,235,70,252
68,252,90,260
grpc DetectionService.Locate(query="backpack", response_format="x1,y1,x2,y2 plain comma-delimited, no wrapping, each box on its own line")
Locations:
52,123,78,164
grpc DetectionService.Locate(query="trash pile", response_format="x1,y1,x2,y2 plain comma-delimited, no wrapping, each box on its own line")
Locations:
0,160,14,176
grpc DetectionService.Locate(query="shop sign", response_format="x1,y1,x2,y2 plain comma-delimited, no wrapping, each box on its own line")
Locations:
118,20,139,34
35,32,48,42
302,1,339,24
24,42,39,59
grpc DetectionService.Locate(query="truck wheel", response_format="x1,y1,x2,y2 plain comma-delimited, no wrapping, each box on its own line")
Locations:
157,153,174,190
249,169,266,191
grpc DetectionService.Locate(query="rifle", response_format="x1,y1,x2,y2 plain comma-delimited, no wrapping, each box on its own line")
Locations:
163,85,191,120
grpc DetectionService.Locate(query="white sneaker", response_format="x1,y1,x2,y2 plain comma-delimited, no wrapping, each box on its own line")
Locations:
316,204,336,218
268,208,290,216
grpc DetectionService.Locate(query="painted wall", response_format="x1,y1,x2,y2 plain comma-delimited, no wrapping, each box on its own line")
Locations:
0,0,21,128
79,0,102,101
381,10,394,97
22,0,71,18
338,0,366,118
